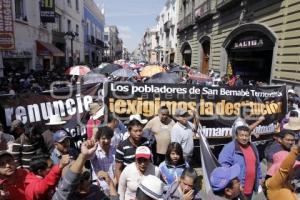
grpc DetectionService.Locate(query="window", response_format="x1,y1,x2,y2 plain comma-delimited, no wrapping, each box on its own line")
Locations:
15,0,27,21
53,13,62,31
104,34,108,41
67,0,71,7
76,24,79,35
76,0,79,11
67,19,71,31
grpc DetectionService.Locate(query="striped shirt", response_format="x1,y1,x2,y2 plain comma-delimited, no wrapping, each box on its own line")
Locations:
115,137,150,166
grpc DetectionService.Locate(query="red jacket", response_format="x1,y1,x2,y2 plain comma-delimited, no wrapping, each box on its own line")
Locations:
25,165,62,200
0,168,28,199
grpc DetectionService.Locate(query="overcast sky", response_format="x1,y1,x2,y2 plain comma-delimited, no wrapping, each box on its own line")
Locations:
101,0,166,52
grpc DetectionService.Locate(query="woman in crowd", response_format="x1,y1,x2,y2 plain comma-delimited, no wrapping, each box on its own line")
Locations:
118,146,160,200
159,142,189,186
164,168,202,200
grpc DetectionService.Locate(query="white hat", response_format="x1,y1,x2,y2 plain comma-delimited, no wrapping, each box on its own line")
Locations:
288,89,296,94
129,114,148,124
89,103,104,120
138,175,165,200
283,117,300,130
45,114,66,125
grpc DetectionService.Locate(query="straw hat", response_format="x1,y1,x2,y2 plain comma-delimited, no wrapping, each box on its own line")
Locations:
283,117,300,130
89,103,104,120
45,114,66,125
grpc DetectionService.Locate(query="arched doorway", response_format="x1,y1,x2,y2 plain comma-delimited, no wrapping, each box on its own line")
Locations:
223,24,276,83
181,42,192,66
201,38,210,74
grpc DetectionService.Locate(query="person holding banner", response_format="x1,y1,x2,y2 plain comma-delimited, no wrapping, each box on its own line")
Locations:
171,109,195,163
144,106,175,165
218,126,262,200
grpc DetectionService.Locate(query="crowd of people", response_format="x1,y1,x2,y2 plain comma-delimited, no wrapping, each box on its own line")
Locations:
0,87,299,200
1,62,300,200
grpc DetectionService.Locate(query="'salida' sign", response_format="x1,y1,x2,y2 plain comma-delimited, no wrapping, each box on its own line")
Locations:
233,39,264,49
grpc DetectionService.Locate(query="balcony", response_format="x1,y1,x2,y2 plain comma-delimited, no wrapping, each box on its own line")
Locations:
164,20,173,32
216,0,242,11
177,14,195,32
195,0,215,23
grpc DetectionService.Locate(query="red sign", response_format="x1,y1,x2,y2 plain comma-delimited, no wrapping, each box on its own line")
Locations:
0,0,15,50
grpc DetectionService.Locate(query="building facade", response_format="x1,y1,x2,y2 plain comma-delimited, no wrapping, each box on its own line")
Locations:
156,0,179,64
176,0,300,85
3,0,85,74
104,25,122,61
83,0,105,66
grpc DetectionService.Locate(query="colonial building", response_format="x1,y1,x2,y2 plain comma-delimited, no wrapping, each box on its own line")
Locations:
142,27,159,63
83,0,105,66
104,25,122,61
156,0,179,64
176,0,300,85
2,0,85,73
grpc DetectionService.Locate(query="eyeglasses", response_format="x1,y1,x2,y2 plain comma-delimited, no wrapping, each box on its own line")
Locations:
136,158,149,163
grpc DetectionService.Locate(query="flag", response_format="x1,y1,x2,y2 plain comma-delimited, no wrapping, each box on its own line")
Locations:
198,126,221,199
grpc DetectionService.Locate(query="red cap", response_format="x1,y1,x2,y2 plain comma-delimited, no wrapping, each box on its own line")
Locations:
135,146,151,159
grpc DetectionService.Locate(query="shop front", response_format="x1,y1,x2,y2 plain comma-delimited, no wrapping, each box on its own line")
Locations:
36,40,65,71
2,50,32,74
181,42,192,66
223,24,276,83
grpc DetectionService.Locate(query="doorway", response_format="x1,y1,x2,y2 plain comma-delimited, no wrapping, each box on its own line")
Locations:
181,43,192,66
201,40,210,74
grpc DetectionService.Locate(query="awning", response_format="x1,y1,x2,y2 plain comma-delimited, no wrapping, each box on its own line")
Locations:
36,40,65,57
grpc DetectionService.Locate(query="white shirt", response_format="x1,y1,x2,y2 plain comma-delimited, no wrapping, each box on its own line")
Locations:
118,162,160,200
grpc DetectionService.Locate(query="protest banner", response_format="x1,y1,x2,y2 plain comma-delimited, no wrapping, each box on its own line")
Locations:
0,82,287,147
0,83,101,148
105,82,287,144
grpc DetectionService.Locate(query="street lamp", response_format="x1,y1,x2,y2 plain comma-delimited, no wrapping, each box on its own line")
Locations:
65,31,79,66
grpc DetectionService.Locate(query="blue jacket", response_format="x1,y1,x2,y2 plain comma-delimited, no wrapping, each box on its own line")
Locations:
159,161,189,186
218,140,262,192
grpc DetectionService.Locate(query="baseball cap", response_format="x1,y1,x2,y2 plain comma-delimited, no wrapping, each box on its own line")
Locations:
53,130,70,143
210,164,241,191
135,146,151,159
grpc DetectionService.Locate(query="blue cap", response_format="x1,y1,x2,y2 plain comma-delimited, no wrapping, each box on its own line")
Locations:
53,130,70,143
210,164,240,191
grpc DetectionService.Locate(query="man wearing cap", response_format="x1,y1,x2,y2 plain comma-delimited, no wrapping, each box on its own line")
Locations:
118,146,160,200
0,151,28,199
50,129,78,165
115,119,150,184
218,126,262,199
210,164,242,200
144,106,175,165
171,109,195,163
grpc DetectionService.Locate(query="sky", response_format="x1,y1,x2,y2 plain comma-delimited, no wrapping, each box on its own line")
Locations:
101,0,167,52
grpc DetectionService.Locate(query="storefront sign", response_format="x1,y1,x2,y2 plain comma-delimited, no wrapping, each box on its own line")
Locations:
40,0,55,23
3,50,32,58
233,39,264,49
0,0,15,50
